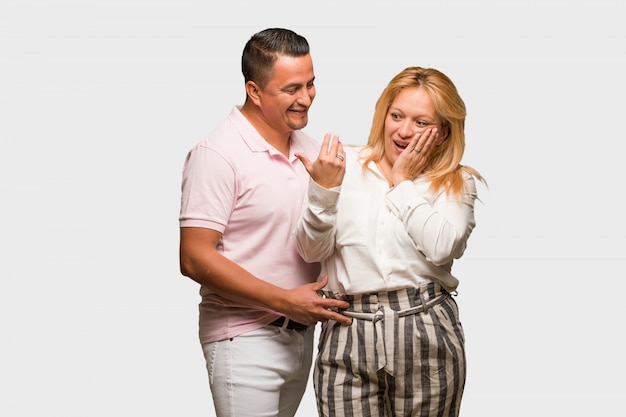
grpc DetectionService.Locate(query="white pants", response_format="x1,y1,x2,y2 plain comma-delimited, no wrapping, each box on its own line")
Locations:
202,325,314,417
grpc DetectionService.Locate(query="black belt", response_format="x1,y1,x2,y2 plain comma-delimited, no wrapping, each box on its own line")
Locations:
269,317,308,331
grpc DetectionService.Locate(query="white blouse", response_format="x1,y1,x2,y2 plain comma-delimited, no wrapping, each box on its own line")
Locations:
294,145,478,294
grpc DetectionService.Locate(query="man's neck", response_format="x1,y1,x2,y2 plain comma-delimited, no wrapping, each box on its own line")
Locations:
240,104,291,157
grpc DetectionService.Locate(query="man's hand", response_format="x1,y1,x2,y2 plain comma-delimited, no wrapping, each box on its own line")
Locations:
280,275,352,326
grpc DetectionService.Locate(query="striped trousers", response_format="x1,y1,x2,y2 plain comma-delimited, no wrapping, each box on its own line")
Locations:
314,283,466,417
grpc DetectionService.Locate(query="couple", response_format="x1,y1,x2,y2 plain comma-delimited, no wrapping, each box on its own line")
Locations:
179,28,486,417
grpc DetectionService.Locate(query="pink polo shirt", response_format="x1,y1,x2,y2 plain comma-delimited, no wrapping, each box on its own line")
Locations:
179,106,321,343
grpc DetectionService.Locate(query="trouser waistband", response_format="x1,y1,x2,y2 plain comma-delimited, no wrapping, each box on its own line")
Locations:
321,283,450,375
321,282,449,314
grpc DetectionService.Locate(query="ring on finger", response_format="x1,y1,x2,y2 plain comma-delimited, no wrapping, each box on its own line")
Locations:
336,153,345,161
413,147,421,153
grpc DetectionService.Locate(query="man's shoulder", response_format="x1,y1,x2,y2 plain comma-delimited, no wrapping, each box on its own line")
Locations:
193,108,247,150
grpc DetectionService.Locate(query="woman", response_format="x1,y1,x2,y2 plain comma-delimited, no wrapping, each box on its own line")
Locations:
295,66,486,417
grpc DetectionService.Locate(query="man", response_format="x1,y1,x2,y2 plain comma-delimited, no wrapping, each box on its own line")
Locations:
179,28,351,417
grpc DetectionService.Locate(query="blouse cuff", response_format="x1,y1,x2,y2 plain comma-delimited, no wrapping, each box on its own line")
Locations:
308,179,341,209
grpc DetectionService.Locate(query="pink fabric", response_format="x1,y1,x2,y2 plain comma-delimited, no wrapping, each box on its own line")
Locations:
179,106,321,343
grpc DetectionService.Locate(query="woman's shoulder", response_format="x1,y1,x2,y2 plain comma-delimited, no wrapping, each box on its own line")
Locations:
343,144,367,161
344,144,365,152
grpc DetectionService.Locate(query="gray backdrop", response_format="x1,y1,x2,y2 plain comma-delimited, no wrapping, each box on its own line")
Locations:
1,0,624,416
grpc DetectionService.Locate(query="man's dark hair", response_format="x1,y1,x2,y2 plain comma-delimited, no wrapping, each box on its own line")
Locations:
242,28,310,88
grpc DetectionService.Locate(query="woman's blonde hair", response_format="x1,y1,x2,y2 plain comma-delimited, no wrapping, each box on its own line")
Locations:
362,66,486,198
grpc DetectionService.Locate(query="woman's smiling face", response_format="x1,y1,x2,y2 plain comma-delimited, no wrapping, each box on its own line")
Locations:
382,86,442,168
